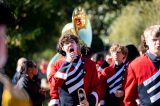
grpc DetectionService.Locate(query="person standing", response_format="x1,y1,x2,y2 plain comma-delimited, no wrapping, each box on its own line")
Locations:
16,60,45,106
124,25,160,106
12,57,27,85
100,43,128,106
48,31,100,106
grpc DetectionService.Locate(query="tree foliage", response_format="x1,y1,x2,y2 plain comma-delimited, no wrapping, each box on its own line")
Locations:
5,0,140,77
108,0,160,46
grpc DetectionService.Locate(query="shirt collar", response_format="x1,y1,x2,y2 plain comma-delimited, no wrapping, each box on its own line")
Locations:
147,52,160,62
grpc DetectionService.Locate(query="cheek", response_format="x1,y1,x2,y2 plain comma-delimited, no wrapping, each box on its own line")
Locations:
117,54,124,60
74,45,78,49
62,46,67,51
146,41,154,48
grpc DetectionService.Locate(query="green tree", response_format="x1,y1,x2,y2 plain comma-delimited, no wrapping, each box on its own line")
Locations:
108,0,160,46
5,0,135,78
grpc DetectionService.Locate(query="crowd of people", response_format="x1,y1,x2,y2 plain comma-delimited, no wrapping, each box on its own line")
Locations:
1,1,160,106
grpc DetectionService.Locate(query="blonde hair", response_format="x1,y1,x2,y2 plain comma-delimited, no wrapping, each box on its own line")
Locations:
144,25,160,38
110,43,128,56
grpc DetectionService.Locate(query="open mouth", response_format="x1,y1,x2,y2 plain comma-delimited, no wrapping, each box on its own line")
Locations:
69,48,74,52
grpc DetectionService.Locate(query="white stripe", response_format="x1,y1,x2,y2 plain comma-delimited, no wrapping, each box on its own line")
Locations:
136,99,140,105
109,84,122,94
54,63,72,79
91,91,99,106
107,66,124,83
68,58,82,77
48,99,59,106
54,71,67,79
109,76,122,88
143,69,160,86
65,69,83,85
98,67,103,72
68,78,84,93
150,91,160,103
147,81,160,93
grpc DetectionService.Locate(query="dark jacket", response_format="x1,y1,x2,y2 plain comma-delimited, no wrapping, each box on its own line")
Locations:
16,74,45,106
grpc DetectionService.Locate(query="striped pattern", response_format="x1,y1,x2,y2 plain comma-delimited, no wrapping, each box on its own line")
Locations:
107,63,128,94
143,69,160,103
54,62,72,79
65,57,85,94
48,99,59,106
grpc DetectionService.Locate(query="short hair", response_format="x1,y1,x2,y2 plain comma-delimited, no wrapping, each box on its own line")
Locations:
0,2,15,26
16,57,27,72
21,60,36,74
138,43,147,54
110,43,128,56
144,25,160,38
17,57,27,66
57,31,79,56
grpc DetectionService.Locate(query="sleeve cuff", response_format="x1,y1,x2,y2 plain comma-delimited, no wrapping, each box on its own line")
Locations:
48,99,59,106
91,91,99,106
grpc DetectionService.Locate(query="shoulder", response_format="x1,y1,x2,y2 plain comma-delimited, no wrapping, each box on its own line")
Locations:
83,58,96,65
16,75,29,88
103,65,114,72
18,75,28,82
50,56,65,68
130,54,149,67
102,65,114,76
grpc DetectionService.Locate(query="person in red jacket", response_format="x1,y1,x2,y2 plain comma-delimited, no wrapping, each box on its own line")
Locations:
124,25,160,106
48,31,100,106
100,43,128,106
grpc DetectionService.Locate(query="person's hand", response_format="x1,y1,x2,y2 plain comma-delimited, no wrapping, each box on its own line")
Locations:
79,100,89,106
114,90,124,98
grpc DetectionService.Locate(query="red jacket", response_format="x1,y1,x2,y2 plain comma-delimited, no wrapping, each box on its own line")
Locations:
100,63,127,106
48,56,100,106
124,54,160,106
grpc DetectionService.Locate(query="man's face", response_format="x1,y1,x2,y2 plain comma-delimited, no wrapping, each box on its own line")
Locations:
111,50,125,65
62,39,78,55
146,34,160,56
0,25,7,68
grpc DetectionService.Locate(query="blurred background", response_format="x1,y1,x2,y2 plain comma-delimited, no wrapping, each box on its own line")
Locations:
3,0,160,78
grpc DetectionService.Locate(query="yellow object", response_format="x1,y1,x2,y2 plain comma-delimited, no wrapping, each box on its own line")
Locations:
0,74,32,106
2,88,32,106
